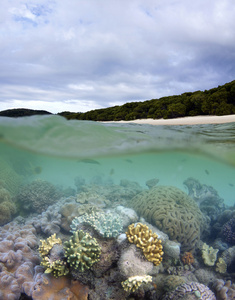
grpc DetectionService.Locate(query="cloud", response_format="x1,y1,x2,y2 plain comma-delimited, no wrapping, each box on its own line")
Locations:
0,0,235,113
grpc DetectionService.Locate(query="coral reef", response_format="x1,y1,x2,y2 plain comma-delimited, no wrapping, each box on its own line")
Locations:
213,279,235,300
64,230,101,272
126,222,163,266
201,243,219,266
71,211,123,238
181,252,194,265
39,234,69,277
121,275,152,293
128,185,205,252
145,178,159,189
162,282,216,299
16,179,59,213
221,245,235,272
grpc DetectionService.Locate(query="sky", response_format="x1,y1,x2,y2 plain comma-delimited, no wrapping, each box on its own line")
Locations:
0,0,235,113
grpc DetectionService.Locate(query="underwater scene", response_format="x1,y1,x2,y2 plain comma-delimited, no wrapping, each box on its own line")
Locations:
0,115,235,300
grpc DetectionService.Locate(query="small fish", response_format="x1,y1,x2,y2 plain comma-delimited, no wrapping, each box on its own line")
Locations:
109,168,115,176
34,166,42,174
77,159,100,165
124,159,133,163
229,183,234,187
205,169,210,175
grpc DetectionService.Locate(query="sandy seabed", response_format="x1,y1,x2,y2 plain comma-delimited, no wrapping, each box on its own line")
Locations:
107,114,235,125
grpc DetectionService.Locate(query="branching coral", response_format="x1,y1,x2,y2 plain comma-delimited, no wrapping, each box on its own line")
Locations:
121,275,152,293
213,279,235,300
64,230,101,272
71,211,123,238
39,234,69,277
126,223,163,266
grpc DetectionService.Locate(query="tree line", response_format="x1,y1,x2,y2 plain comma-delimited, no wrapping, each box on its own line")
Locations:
59,80,235,121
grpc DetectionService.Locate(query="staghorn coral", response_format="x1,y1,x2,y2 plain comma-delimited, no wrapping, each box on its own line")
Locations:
162,282,216,300
64,230,101,272
181,252,194,265
39,234,69,278
213,279,235,300
0,187,16,225
201,243,219,266
126,222,163,266
71,211,123,238
129,185,205,252
121,275,152,293
16,179,59,213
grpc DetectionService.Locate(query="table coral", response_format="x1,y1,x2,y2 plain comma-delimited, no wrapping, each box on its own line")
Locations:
121,275,152,293
128,185,205,252
64,230,101,272
71,211,123,238
126,223,163,266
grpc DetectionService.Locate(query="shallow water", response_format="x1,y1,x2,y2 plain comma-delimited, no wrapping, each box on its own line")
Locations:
0,115,235,205
0,115,235,299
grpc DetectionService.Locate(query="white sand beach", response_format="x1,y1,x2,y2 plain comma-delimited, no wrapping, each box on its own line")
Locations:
108,114,235,125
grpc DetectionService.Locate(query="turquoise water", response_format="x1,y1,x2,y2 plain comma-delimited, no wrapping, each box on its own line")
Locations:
0,115,235,205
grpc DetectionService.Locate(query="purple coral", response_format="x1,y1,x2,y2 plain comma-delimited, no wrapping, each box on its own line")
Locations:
162,282,216,300
222,218,235,245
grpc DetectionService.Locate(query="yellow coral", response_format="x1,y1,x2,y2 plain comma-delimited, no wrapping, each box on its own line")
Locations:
126,223,163,266
39,234,62,256
201,243,219,266
215,257,227,274
121,275,152,293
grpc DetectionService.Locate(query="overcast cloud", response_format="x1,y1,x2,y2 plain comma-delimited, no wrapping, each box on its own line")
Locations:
0,0,235,113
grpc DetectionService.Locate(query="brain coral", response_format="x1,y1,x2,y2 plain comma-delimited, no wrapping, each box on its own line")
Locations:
129,185,205,252
64,230,101,272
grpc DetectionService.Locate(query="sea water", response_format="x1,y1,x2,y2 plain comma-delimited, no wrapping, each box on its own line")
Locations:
0,115,234,205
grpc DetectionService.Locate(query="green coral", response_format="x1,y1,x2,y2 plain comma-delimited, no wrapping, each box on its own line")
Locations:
39,234,69,278
121,275,152,293
64,229,101,272
71,211,123,238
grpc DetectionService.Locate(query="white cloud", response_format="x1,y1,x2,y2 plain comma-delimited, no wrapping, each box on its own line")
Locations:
0,0,235,113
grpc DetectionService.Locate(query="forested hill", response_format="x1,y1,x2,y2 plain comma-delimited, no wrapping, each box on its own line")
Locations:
59,80,235,121
0,108,52,117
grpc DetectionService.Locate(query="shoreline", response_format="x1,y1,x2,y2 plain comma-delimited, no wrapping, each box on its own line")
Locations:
104,114,235,125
